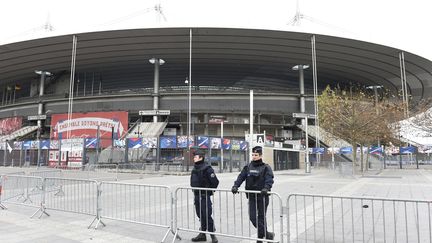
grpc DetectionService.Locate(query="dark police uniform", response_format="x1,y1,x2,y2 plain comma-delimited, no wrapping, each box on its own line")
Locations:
232,150,274,241
190,158,219,235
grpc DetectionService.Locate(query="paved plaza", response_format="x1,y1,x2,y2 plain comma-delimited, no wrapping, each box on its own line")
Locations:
1,167,432,242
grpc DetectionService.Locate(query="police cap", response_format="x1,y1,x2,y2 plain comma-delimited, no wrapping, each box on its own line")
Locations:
252,146,263,155
193,149,206,157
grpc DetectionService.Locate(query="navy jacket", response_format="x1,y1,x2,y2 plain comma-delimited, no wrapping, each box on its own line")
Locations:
190,160,219,196
233,159,274,191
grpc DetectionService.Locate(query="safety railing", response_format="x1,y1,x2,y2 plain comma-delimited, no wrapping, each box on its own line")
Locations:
98,181,175,242
0,174,44,215
286,193,432,243
43,177,99,219
172,187,283,243
30,169,63,178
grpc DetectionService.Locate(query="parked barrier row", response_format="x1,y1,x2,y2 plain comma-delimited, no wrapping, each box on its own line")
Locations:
287,193,432,243
2,175,432,243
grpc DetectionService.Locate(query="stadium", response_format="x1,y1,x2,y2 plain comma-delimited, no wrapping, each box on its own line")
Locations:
1,27,432,170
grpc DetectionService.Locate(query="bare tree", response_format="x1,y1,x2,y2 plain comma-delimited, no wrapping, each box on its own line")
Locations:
318,86,405,174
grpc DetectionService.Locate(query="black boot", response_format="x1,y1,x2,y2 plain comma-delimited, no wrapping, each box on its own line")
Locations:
191,233,207,242
266,231,275,240
210,234,218,243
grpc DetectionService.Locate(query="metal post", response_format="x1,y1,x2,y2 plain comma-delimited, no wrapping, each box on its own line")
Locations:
305,118,311,173
187,28,192,172
220,121,224,173
249,90,254,162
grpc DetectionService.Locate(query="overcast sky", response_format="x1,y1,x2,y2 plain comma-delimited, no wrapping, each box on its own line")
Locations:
1,0,431,61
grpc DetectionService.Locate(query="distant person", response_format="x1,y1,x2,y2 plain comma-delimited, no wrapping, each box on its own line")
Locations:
231,146,274,243
190,149,219,243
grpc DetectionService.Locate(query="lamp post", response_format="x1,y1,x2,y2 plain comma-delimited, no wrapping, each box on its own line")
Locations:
220,120,224,173
35,70,52,167
149,57,165,123
292,64,310,123
293,112,316,173
185,77,191,171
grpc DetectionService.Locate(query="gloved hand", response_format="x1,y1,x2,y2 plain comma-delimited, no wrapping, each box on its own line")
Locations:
261,188,269,195
231,186,239,194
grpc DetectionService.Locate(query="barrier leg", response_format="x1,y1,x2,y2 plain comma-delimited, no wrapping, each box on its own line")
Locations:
31,204,50,218
88,215,106,229
161,228,181,243
170,230,182,243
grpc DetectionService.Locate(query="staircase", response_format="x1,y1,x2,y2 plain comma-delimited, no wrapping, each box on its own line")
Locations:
298,125,383,170
98,122,167,163
0,126,38,142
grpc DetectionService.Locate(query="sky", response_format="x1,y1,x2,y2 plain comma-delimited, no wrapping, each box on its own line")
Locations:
1,0,432,61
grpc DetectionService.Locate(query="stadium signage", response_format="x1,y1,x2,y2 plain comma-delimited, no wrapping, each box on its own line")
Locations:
27,115,47,121
139,110,171,116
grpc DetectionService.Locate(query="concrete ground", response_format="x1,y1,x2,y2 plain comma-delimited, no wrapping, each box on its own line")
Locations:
1,167,432,242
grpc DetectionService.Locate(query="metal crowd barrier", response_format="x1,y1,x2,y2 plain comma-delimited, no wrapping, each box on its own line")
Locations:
0,174,44,216
43,177,99,223
98,181,174,242
172,187,283,243
287,193,432,243
30,169,63,178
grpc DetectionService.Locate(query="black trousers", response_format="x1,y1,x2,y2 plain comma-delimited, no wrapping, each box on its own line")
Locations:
248,195,269,239
194,194,215,232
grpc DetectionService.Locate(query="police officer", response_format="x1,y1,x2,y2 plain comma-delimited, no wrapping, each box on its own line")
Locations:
231,146,274,243
190,149,219,243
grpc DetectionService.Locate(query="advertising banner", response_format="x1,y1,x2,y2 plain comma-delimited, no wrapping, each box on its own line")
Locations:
50,111,128,148
160,136,176,149
210,138,221,149
142,137,157,148
0,117,22,135
197,136,209,149
240,140,248,151
177,136,194,148
369,146,383,154
339,147,353,154
222,138,231,150
128,138,142,149
400,146,416,154
232,140,240,150
311,147,325,154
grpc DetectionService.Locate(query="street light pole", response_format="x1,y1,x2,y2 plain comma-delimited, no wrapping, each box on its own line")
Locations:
293,112,316,173
35,70,52,167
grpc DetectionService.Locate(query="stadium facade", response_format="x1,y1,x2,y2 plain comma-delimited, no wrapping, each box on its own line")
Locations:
1,27,431,169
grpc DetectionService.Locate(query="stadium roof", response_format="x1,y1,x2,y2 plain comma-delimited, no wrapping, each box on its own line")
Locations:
0,27,431,100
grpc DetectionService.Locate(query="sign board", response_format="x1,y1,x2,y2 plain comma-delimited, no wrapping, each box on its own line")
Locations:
27,115,46,121
139,110,171,116
292,113,316,119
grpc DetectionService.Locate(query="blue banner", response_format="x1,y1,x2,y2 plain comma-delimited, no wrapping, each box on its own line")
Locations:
240,140,248,151
197,136,209,149
400,146,416,154
85,138,98,148
128,138,142,149
339,147,353,154
160,136,177,149
40,140,50,149
369,146,383,154
22,140,32,149
311,147,325,154
222,138,231,150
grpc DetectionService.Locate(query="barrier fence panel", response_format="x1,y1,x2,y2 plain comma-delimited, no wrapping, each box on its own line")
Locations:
287,194,432,243
0,175,5,209
172,187,283,243
30,169,63,178
99,182,174,242
0,175,44,214
43,177,98,218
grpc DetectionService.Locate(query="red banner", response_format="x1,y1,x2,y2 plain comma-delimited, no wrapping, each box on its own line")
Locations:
0,117,22,135
50,111,128,140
